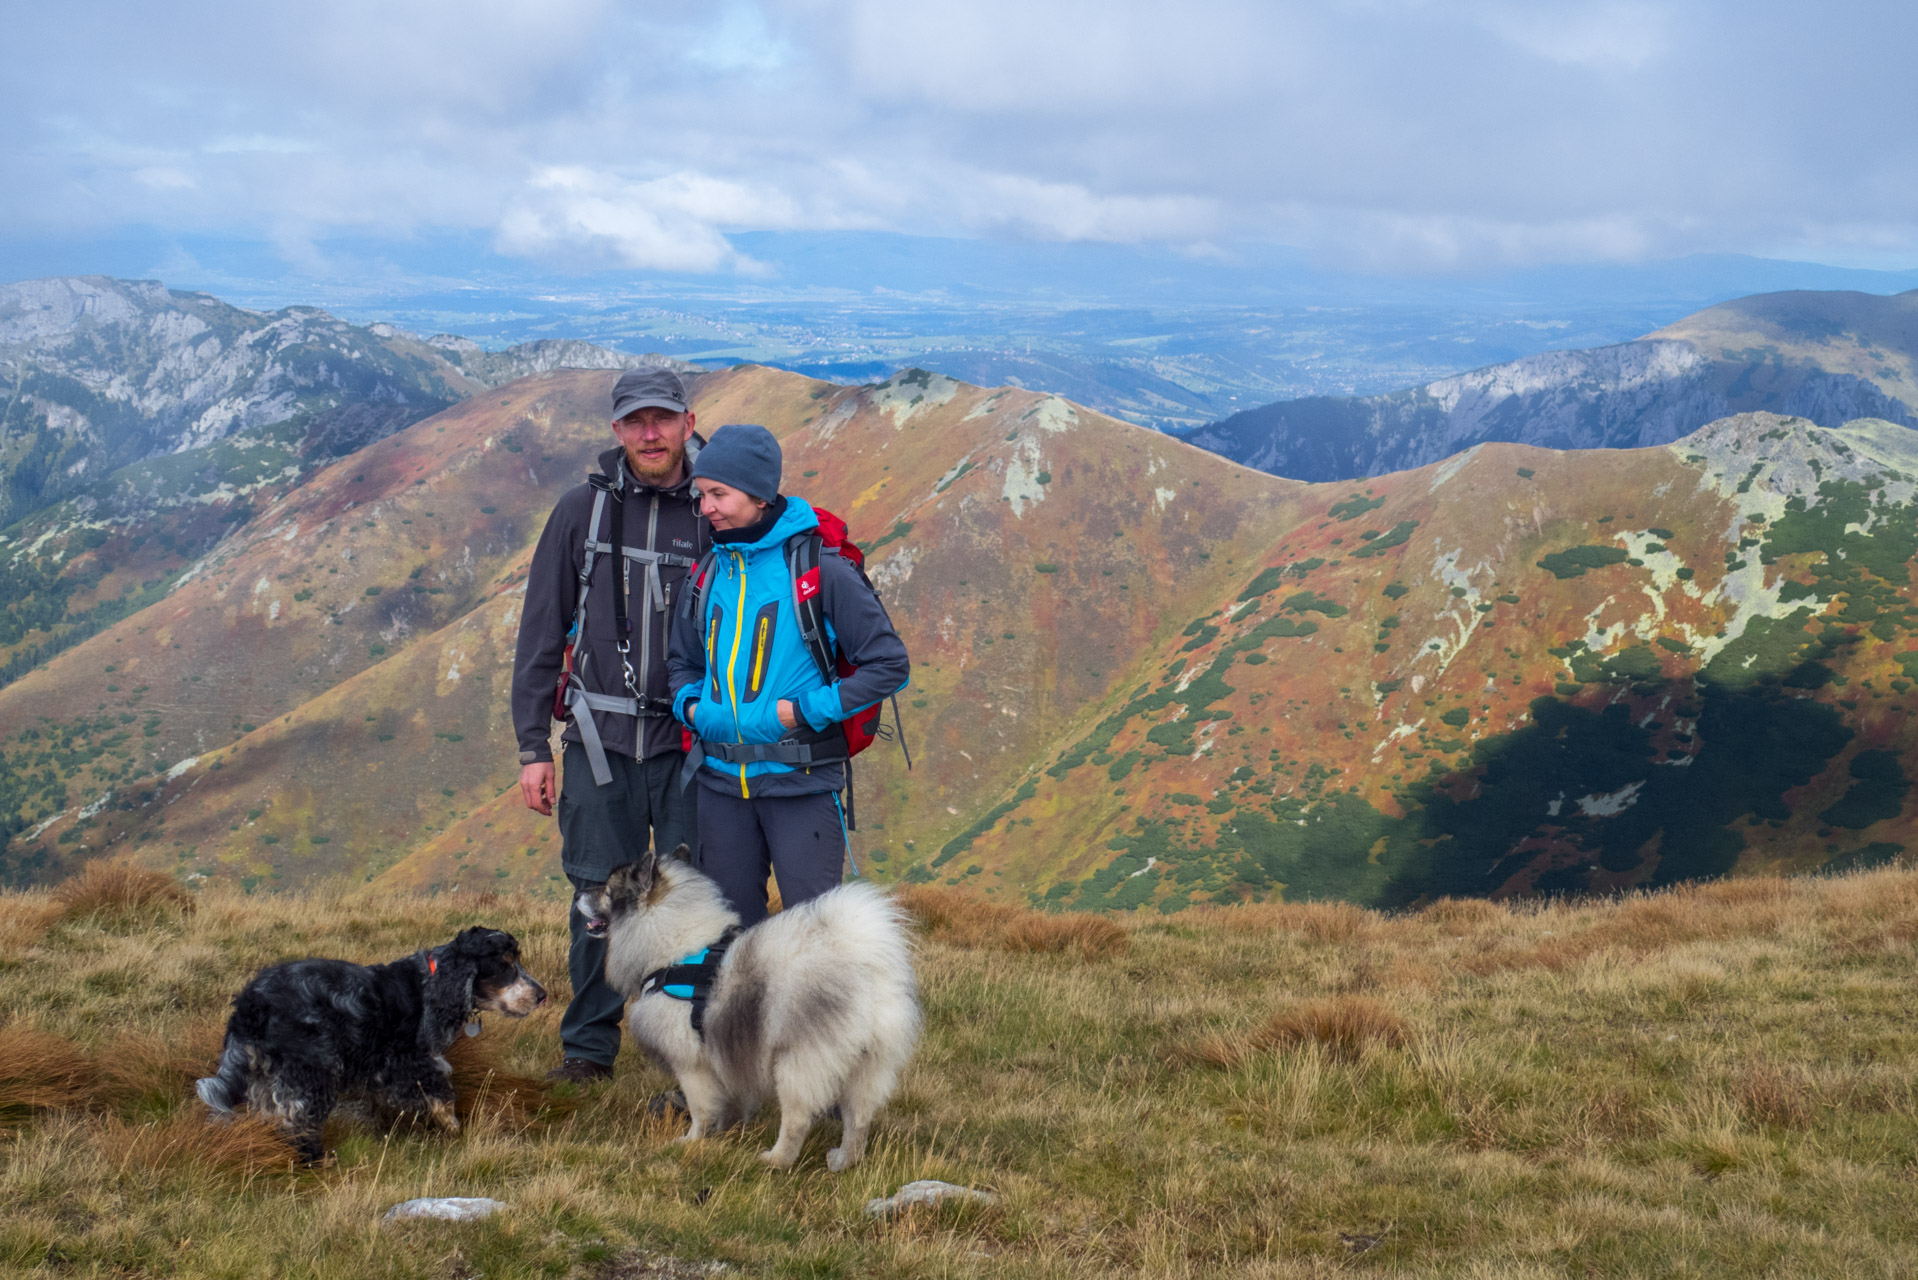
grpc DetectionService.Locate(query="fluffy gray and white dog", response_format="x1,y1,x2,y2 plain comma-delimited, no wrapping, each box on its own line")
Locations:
576,846,919,1171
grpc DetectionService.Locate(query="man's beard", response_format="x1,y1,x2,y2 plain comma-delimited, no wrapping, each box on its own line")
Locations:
625,441,687,485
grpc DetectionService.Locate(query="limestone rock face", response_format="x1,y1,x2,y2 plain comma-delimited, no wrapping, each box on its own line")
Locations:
0,276,690,530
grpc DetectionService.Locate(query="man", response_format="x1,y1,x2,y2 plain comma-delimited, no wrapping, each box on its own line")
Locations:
667,423,910,925
511,368,707,1084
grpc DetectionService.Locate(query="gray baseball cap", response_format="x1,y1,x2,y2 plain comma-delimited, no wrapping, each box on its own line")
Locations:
611,368,689,418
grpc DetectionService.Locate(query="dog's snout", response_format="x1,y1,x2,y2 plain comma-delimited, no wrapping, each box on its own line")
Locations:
523,967,549,1007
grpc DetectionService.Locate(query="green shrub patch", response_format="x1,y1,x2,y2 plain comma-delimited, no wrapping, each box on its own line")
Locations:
1537,546,1630,579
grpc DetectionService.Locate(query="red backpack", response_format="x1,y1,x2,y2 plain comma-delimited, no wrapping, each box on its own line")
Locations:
691,507,910,825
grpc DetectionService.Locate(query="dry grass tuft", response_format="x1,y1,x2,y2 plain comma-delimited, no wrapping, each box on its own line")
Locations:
0,892,58,954
52,861,194,925
1418,896,1508,932
1696,877,1797,907
93,1111,297,1177
1204,898,1371,942
1181,995,1411,1069
1002,912,1128,959
898,884,1023,945
93,1022,228,1110
1580,1086,1653,1140
444,1031,574,1125
900,885,1128,958
1736,1064,1816,1130
0,1025,98,1122
1258,995,1410,1062
1444,877,1822,974
1179,1031,1258,1071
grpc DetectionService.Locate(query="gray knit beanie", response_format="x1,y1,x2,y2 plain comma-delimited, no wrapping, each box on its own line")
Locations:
690,423,782,501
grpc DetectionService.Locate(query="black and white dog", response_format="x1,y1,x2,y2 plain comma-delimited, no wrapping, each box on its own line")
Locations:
195,927,546,1162
576,848,919,1172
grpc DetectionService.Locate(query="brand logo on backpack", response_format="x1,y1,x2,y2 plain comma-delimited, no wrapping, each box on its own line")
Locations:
795,566,821,603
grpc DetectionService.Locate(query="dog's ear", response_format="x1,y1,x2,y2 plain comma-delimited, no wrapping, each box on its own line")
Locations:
448,926,493,957
422,942,479,1040
667,843,695,865
607,849,657,900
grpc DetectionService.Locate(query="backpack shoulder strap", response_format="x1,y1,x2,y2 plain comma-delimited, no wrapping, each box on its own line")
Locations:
786,532,835,683
690,549,719,638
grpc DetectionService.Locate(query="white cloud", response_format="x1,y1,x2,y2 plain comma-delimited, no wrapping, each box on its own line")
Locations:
496,170,744,271
945,173,1219,244
494,168,825,271
3,0,1917,274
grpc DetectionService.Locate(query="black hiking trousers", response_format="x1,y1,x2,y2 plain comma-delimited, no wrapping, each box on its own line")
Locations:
696,786,847,928
557,742,698,1067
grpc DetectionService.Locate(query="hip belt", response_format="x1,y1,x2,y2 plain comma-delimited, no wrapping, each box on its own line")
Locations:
678,722,847,791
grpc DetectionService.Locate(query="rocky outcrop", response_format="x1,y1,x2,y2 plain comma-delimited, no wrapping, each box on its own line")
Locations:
428,336,695,385
0,277,685,530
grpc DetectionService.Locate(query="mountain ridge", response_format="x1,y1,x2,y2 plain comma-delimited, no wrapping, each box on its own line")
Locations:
0,277,694,691
0,275,692,526
1184,288,1918,482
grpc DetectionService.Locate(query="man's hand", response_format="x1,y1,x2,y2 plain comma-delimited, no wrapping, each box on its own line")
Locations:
777,699,798,731
519,761,556,816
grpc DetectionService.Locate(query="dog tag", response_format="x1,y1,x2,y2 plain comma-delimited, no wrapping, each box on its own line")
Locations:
464,1019,481,1038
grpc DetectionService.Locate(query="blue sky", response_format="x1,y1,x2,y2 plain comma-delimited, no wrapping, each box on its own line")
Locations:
5,0,1917,291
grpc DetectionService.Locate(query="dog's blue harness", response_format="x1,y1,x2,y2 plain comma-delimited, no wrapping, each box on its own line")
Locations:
638,927,741,1038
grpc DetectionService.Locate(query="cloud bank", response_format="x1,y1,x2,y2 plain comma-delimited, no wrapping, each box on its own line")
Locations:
3,0,1915,276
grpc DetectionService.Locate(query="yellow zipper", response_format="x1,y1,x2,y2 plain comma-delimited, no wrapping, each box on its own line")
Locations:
724,550,749,796
706,604,718,695
750,617,769,694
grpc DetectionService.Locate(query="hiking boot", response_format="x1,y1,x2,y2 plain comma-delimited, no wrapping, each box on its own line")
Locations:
545,1057,614,1085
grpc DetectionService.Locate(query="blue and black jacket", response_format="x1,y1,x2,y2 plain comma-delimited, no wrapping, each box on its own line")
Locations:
667,496,909,798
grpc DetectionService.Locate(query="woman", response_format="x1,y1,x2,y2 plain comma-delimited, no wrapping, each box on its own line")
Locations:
667,423,910,925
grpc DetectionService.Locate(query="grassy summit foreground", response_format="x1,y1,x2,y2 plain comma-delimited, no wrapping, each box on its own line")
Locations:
4,866,1918,1278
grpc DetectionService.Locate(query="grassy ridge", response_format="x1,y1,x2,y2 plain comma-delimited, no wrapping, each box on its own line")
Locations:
5,867,1918,1276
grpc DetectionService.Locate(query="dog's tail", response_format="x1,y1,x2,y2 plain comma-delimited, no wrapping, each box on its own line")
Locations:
194,1037,248,1116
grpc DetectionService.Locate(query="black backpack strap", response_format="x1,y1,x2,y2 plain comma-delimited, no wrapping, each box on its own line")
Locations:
606,476,635,694
890,695,913,770
691,549,719,644
566,479,618,786
786,533,837,684
569,479,614,657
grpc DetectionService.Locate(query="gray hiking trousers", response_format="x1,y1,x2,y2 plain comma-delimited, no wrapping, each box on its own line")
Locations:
557,742,698,1066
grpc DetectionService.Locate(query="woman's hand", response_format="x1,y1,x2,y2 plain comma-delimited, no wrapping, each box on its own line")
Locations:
777,699,799,731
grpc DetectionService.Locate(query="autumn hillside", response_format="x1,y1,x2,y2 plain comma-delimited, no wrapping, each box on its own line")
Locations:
0,360,1913,908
